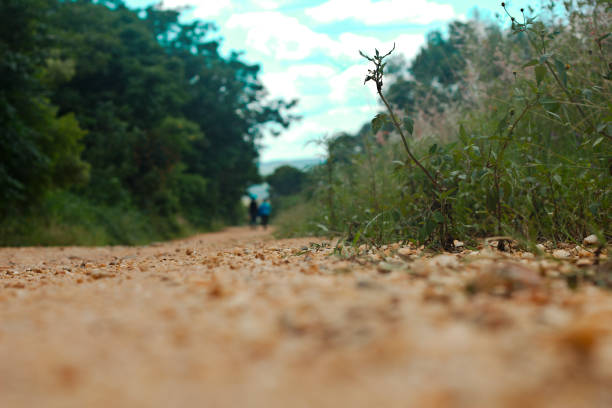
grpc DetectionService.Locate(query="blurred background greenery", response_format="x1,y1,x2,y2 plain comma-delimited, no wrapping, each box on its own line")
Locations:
0,0,296,245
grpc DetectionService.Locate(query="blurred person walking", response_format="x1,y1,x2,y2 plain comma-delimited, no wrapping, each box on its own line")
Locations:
258,198,271,230
249,195,258,229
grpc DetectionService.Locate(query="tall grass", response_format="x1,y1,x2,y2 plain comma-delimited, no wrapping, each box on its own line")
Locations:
277,1,611,248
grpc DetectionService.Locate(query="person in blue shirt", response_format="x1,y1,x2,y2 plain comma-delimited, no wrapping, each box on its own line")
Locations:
258,198,271,229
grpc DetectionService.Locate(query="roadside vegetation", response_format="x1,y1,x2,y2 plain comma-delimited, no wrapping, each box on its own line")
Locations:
0,0,296,245
277,0,611,249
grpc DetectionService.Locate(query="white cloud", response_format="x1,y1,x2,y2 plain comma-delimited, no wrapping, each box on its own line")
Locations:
153,2,447,161
227,12,337,60
156,0,192,7
305,0,456,25
336,32,424,62
326,105,376,117
226,11,425,63
337,33,392,59
157,0,232,18
260,104,378,161
328,34,425,104
393,34,427,60
261,64,337,111
260,121,328,160
259,63,378,116
329,65,376,103
249,0,284,9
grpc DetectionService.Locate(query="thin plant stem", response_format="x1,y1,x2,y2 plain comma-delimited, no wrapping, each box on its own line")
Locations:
378,91,440,191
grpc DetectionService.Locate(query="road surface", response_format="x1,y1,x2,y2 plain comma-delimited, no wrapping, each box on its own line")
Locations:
1,227,611,407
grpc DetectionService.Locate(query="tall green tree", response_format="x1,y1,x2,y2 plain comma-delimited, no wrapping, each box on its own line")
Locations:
1,0,296,228
43,1,296,223
384,21,498,115
144,8,297,221
0,0,88,213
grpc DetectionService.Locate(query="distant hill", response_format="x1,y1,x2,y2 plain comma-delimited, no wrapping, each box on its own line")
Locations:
258,158,322,176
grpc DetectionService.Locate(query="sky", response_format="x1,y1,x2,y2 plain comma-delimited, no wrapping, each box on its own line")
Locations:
125,0,510,162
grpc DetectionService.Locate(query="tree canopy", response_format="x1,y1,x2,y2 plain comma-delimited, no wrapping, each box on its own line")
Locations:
0,0,297,229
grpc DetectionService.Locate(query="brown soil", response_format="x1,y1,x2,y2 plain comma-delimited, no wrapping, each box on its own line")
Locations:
1,227,611,408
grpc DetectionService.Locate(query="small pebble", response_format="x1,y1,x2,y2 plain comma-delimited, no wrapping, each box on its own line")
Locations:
583,234,600,246
553,249,571,259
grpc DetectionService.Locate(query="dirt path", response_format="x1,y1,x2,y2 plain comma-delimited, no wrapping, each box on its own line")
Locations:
1,227,611,408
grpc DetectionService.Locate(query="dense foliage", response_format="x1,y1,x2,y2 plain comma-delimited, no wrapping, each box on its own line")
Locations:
0,0,295,244
1,0,89,210
279,1,611,248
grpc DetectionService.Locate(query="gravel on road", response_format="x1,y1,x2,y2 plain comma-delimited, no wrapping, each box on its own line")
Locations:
1,227,611,408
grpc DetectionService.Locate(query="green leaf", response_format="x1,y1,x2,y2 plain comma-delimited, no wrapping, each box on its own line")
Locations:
525,80,538,93
535,64,547,85
496,114,509,135
459,124,468,144
436,188,457,200
522,59,539,68
429,143,438,154
554,58,567,87
597,32,611,42
539,53,553,63
446,141,458,150
403,117,414,135
371,113,389,133
418,219,435,241
316,223,329,232
465,145,480,156
432,211,445,223
540,98,559,111
359,50,372,61
593,137,604,148
582,89,593,100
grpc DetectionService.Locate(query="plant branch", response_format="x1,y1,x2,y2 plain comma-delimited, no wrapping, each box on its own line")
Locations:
361,44,440,191
499,99,536,160
378,91,441,191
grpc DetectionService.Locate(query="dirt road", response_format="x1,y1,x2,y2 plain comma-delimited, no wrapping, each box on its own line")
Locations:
1,227,611,408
